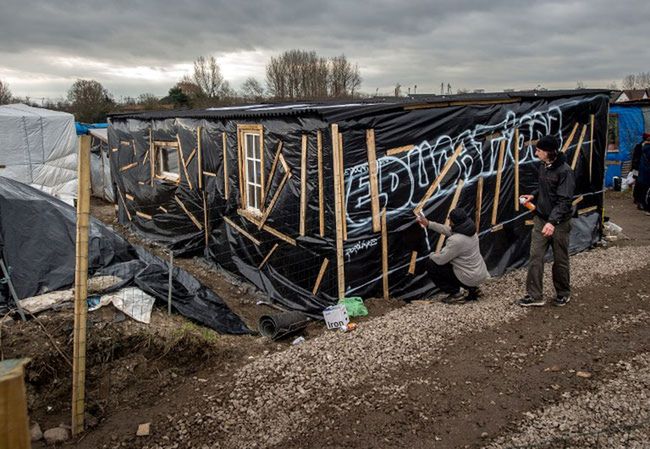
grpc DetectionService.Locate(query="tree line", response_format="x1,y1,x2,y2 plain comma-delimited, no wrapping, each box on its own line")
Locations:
0,50,362,123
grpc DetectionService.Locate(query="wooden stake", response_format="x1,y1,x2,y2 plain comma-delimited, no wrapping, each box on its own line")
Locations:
299,134,308,236
174,196,203,230
414,142,464,215
222,132,229,199
135,211,152,220
514,128,520,211
223,217,261,246
317,130,325,237
197,127,203,190
578,205,598,215
176,135,193,190
258,243,279,269
72,135,91,435
185,148,197,166
491,140,506,226
386,144,415,156
202,191,209,247
258,171,290,229
261,223,296,246
125,193,134,201
119,161,138,172
366,129,381,233
561,122,580,153
589,114,595,182
571,124,588,170
331,124,345,299
204,171,217,177
312,258,329,295
572,195,584,206
381,208,389,300
436,179,465,252
408,251,417,275
475,177,484,231
149,127,154,186
339,132,347,241
265,141,283,200
115,185,132,221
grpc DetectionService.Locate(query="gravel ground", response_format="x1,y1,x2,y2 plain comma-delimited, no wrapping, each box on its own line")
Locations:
132,244,650,449
485,353,650,449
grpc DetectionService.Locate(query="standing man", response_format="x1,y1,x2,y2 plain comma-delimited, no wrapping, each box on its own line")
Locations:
518,135,575,307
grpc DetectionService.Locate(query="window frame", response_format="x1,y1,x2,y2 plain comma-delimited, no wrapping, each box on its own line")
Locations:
237,125,265,213
153,140,181,183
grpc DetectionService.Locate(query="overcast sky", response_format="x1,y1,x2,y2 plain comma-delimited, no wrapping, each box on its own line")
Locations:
1,0,649,101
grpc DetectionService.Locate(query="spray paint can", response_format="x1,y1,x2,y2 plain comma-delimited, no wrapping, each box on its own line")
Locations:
519,196,536,211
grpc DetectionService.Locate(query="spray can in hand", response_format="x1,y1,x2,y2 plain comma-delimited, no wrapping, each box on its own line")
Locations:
519,196,536,211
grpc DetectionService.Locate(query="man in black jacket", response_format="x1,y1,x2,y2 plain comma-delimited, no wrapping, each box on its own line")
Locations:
518,135,576,307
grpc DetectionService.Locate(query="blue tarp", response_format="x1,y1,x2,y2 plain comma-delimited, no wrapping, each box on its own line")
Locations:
75,122,108,136
607,106,645,186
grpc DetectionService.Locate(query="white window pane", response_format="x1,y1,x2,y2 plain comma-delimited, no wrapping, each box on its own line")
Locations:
248,184,257,209
246,134,255,158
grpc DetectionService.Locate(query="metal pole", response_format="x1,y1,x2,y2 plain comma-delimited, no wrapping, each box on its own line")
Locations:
168,251,173,315
0,258,26,321
72,135,91,436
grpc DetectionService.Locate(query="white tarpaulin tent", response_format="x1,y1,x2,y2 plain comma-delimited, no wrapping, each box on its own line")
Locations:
0,104,77,202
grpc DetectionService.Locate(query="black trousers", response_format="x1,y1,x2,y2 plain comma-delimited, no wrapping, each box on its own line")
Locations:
427,260,464,294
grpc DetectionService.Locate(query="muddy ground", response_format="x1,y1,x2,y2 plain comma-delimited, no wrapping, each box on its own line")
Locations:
2,190,648,448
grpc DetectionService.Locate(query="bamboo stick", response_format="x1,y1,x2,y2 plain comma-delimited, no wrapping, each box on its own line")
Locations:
317,130,325,237
174,196,203,230
312,258,329,295
331,124,345,299
258,243,279,269
381,208,389,300
223,216,261,246
436,179,465,252
300,134,308,236
414,142,464,215
366,129,381,233
491,140,506,226
571,124,588,170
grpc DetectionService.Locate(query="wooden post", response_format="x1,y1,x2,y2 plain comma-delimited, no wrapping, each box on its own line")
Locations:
414,142,464,215
300,134,308,236
312,258,329,295
72,135,91,435
381,208,389,300
0,359,31,449
561,122,580,153
331,124,345,299
436,179,465,252
366,129,381,233
475,177,484,231
407,251,417,275
149,127,155,186
491,140,506,226
202,191,209,247
571,124,588,170
514,128,520,211
317,131,325,237
338,132,347,240
197,126,203,190
222,132,229,200
168,252,173,315
589,114,595,182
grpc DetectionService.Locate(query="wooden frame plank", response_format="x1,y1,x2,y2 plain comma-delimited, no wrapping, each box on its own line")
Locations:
176,134,194,190
197,126,203,191
413,142,464,215
312,258,329,295
223,216,261,246
366,129,381,233
514,128,520,211
386,144,415,156
258,243,279,269
571,124,588,170
204,171,217,177
158,206,168,213
174,195,202,230
381,208,389,300
115,185,132,221
119,162,138,172
148,127,154,186
331,124,345,299
475,177,484,231
407,251,417,275
125,193,134,201
185,148,196,167
258,171,290,229
136,211,152,220
278,152,290,175
338,132,347,240
300,134,308,236
572,195,584,206
491,224,504,232
561,122,580,153
317,130,325,237
153,140,179,148
202,191,209,247
222,132,229,199
589,114,595,182
264,141,283,200
261,223,296,246
436,179,465,252
525,219,534,226
578,205,598,215
491,140,506,226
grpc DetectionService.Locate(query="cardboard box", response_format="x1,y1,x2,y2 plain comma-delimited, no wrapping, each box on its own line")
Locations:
322,304,349,330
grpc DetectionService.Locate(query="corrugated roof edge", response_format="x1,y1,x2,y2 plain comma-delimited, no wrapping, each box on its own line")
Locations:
108,89,611,122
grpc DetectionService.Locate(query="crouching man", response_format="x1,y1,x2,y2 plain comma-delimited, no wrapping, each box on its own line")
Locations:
416,208,490,303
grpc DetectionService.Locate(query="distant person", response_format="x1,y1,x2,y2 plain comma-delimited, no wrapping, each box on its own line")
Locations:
518,135,575,308
416,208,489,304
631,133,650,211
636,136,650,214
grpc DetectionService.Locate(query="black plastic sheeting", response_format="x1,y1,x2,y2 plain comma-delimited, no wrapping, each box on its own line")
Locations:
109,92,609,316
0,176,250,334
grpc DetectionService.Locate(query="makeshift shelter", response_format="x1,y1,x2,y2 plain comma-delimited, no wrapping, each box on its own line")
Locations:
75,123,115,202
108,90,609,315
0,104,77,203
606,101,650,186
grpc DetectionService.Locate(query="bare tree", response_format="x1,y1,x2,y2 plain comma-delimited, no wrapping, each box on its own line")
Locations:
67,79,114,122
0,79,12,105
622,72,650,89
576,80,585,89
266,50,330,100
394,83,402,97
606,81,618,90
191,55,225,98
241,77,265,101
329,55,361,97
138,93,160,110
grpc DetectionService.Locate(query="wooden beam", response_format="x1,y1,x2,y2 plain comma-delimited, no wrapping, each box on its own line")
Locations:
261,223,296,246
136,211,152,220
491,224,504,232
279,152,291,176
408,251,417,275
176,135,193,190
258,171,290,230
204,171,217,177
331,124,345,299
491,140,506,226
265,141,283,200
386,144,414,156
475,177,484,231
589,114,595,182
222,132,229,199
561,122,580,153
223,216,261,246
149,130,155,186
381,208,389,300
366,129,381,233
413,142,464,215
514,128,520,211
525,219,534,226
338,132,347,240
174,195,203,230
125,193,134,201
185,148,196,167
197,127,203,191
571,124,588,171
119,162,138,172
317,130,325,237
158,206,168,213
572,195,584,206
115,185,132,221
202,191,209,247
258,243,279,269
300,134,308,236
312,258,329,295
153,140,179,148
578,205,598,215
436,179,465,252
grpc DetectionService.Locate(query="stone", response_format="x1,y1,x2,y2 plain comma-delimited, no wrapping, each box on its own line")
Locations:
30,422,43,441
43,427,69,445
137,422,151,436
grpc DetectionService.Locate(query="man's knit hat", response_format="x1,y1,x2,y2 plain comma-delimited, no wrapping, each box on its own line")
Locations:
536,135,560,154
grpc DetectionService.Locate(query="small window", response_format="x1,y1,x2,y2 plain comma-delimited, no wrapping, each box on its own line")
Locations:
154,141,180,182
607,114,619,153
237,125,264,212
